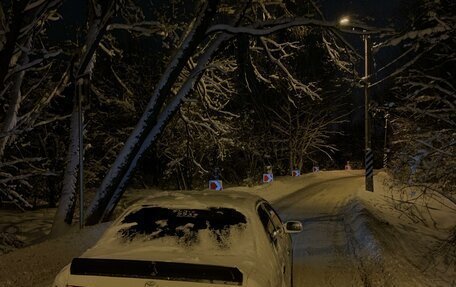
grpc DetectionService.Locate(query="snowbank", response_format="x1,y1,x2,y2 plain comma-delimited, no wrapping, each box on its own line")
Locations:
0,223,110,287
356,171,456,286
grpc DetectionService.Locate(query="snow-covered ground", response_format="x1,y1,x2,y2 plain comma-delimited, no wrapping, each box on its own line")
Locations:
0,170,455,287
228,170,456,286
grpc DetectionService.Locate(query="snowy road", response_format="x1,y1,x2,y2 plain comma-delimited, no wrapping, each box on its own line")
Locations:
271,174,383,287
0,171,453,287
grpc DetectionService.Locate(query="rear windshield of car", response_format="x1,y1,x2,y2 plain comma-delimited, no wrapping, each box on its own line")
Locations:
115,207,250,252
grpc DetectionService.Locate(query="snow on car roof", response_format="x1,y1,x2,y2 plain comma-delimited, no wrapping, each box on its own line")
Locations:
127,190,264,214
89,191,263,260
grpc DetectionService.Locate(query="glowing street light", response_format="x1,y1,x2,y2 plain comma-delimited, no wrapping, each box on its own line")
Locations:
338,16,374,192
339,16,350,26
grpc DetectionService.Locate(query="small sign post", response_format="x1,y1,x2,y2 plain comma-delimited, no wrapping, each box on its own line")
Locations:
312,166,320,173
292,169,301,177
263,173,274,183
345,161,352,170
209,180,223,191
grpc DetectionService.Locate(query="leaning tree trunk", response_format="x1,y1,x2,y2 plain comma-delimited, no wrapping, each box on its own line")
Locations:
100,33,231,222
50,90,80,236
84,0,220,225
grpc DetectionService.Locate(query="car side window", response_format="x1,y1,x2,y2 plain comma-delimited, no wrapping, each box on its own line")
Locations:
257,204,277,244
262,203,284,233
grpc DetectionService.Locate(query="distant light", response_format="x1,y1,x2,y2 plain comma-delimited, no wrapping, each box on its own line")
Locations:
339,17,350,26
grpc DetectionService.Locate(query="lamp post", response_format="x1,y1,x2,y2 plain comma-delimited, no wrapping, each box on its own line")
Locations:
339,17,374,192
77,78,85,229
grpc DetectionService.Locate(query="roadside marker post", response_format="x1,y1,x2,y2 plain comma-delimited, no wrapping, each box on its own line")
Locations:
345,161,352,170
365,148,374,192
292,169,301,177
263,173,274,183
312,166,320,173
209,180,223,191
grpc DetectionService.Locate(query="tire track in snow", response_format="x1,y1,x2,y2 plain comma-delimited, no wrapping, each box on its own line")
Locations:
271,174,378,287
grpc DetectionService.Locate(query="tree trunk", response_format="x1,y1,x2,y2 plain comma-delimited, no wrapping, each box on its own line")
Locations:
85,0,221,225
287,101,293,172
50,88,79,236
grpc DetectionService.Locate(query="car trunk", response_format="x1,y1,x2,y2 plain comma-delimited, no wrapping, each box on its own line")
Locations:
67,257,244,286
66,205,261,286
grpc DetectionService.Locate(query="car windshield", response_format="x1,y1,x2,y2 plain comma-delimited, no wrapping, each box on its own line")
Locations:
110,206,252,255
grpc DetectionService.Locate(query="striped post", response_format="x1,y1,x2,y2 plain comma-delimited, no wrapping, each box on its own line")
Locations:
365,148,374,192
383,112,389,169
383,150,388,169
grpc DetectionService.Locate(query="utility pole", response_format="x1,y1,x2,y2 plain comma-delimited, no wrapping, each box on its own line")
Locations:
364,34,374,192
339,16,391,192
383,110,389,169
77,78,85,229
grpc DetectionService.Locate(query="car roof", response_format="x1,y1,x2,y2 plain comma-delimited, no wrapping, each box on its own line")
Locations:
126,190,265,215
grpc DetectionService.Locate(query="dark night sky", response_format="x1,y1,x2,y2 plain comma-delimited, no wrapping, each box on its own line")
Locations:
322,0,403,26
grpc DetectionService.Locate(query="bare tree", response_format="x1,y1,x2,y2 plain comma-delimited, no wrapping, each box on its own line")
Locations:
0,0,64,159
0,0,63,208
270,99,347,171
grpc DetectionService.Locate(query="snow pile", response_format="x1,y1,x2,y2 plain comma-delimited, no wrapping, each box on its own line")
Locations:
343,200,383,264
342,200,393,286
356,172,456,286
431,228,456,273
0,232,24,254
0,207,56,246
0,223,110,287
226,170,364,203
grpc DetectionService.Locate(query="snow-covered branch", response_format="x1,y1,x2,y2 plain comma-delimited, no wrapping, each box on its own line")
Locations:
260,36,321,99
5,49,61,80
107,21,170,37
207,17,390,37
374,25,451,51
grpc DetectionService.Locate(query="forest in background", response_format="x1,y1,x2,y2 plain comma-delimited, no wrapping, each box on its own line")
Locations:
0,0,454,235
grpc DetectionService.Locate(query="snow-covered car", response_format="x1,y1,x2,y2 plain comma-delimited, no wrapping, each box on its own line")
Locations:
53,191,303,287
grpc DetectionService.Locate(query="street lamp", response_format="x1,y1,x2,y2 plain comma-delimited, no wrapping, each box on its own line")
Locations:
339,16,350,26
339,17,374,192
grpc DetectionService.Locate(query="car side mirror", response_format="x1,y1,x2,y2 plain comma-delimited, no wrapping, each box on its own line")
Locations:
284,221,303,234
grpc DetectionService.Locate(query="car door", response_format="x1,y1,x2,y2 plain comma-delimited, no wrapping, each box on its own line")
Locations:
261,202,293,287
257,202,290,287
257,203,283,287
